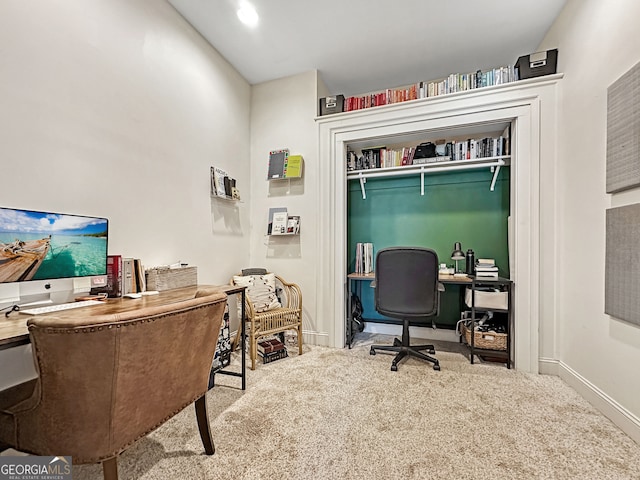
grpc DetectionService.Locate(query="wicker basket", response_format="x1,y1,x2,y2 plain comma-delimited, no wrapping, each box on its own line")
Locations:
461,323,507,351
145,266,197,291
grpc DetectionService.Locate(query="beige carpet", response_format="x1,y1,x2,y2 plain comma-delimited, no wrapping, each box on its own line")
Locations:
71,337,640,479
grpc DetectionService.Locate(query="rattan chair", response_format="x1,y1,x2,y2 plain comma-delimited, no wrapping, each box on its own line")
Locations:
231,272,303,370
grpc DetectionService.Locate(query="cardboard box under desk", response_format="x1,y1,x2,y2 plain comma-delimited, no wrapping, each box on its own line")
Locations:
145,266,197,291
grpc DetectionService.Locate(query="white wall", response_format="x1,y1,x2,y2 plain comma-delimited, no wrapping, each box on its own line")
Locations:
0,0,251,287
539,0,640,437
249,71,323,343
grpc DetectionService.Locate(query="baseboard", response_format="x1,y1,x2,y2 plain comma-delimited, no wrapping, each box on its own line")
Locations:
538,356,559,375
557,360,640,445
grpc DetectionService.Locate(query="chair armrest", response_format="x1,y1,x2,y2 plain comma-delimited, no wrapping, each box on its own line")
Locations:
275,275,302,311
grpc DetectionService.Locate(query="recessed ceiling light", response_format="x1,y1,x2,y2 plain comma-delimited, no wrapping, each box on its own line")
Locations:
237,2,259,27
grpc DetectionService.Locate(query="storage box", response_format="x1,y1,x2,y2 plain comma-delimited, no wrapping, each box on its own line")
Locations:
465,287,508,310
515,49,558,79
319,95,345,116
461,323,507,351
145,266,197,291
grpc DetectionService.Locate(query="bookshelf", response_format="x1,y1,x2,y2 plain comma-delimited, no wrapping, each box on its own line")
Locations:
317,74,563,373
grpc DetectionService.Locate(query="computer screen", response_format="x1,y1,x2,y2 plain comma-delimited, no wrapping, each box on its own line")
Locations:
0,206,108,283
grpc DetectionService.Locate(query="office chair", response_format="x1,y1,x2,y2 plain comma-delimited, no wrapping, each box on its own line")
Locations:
369,247,442,371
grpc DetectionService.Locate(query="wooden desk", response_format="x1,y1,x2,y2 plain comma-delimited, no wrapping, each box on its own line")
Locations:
0,284,247,389
346,272,472,348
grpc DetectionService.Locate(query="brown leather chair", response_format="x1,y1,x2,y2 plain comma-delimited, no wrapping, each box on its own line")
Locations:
0,288,227,480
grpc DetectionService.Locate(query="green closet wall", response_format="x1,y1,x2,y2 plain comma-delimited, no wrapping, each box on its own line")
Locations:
347,168,510,328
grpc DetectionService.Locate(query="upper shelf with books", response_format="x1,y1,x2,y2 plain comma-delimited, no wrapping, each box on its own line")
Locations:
346,125,511,198
347,156,510,199
320,65,519,117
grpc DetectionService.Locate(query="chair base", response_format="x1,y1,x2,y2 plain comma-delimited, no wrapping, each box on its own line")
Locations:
369,319,440,371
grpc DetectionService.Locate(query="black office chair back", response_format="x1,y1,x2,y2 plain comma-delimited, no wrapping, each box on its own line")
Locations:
375,247,439,319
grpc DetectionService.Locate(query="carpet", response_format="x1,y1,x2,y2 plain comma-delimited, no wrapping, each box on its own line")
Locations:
71,338,640,479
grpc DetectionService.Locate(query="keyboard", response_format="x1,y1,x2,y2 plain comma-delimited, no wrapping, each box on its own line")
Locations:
21,300,105,315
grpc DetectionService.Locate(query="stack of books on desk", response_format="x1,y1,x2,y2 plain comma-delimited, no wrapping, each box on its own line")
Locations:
475,258,499,277
257,338,289,364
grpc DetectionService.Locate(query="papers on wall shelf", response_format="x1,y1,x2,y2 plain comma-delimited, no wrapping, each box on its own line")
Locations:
355,242,374,274
267,208,300,235
271,211,289,235
267,207,288,235
286,215,300,234
211,166,229,197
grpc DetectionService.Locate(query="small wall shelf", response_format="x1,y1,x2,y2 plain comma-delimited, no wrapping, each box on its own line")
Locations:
211,194,241,203
346,156,510,199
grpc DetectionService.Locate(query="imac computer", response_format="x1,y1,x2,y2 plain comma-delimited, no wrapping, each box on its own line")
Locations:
0,206,109,307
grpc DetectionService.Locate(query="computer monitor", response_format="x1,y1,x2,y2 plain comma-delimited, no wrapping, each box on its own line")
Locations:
0,206,108,288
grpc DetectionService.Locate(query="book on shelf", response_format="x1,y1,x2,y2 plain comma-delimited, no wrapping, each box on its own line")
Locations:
284,155,303,178
106,254,123,297
133,258,146,293
271,211,289,235
122,257,148,293
122,258,136,294
211,166,229,197
286,215,300,234
267,207,288,235
267,149,289,179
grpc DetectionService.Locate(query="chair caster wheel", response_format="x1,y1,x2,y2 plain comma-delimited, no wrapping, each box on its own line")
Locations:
433,364,441,371
370,348,376,355
391,364,398,371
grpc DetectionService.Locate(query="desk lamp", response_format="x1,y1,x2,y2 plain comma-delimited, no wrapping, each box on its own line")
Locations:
451,242,465,274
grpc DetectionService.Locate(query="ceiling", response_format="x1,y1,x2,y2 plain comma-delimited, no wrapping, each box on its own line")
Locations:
168,0,566,97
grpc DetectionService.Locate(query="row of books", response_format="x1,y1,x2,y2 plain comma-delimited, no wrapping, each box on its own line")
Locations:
347,131,510,172
104,255,146,297
354,242,374,274
257,337,289,364
347,140,505,170
347,147,417,170
343,65,519,113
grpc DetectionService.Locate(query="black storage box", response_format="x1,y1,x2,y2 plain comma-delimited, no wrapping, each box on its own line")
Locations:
515,49,558,79
319,95,345,116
